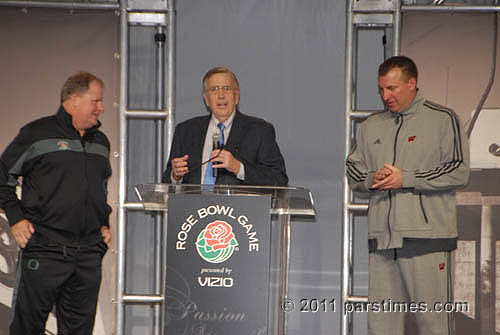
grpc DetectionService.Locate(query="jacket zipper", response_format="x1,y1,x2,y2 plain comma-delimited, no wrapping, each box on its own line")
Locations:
386,115,404,248
419,193,428,223
81,136,89,241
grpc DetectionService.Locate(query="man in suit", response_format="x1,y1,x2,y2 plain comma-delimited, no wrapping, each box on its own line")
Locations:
162,67,288,186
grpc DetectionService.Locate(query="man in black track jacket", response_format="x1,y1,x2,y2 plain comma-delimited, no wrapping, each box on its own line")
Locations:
346,56,469,335
0,72,112,335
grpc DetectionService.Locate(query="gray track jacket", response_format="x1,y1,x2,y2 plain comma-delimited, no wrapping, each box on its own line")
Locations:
346,93,470,252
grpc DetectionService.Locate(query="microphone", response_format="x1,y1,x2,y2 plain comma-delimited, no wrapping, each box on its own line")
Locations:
212,133,221,177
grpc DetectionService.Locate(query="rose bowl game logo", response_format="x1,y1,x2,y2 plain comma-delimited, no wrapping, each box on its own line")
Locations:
196,220,238,263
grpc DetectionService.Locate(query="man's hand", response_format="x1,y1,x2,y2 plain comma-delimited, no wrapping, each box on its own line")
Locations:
373,167,392,184
101,226,112,248
371,164,403,190
211,149,241,174
11,219,35,248
171,154,189,180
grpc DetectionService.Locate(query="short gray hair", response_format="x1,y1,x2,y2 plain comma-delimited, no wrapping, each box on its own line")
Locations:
202,67,240,92
60,72,104,103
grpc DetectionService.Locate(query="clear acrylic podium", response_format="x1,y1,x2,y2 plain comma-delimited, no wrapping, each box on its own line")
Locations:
135,184,316,335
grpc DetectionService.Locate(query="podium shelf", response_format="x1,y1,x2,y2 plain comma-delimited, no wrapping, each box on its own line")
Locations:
134,183,316,216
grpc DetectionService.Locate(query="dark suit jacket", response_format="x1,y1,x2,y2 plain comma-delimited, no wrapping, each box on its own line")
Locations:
161,110,288,186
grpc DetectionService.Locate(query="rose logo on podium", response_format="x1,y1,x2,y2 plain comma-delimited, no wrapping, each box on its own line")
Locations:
196,220,239,263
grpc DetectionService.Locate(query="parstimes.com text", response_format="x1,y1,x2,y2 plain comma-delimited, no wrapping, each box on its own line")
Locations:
344,300,469,315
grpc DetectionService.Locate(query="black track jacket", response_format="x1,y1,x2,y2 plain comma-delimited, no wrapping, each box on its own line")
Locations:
0,107,112,245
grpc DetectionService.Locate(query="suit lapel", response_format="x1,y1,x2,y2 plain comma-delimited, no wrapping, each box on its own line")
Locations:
190,115,210,184
215,111,247,185
226,111,246,152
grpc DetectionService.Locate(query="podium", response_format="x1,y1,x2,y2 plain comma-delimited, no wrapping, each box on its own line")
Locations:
135,184,316,335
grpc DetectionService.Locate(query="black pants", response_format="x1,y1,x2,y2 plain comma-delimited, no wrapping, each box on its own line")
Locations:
10,234,107,335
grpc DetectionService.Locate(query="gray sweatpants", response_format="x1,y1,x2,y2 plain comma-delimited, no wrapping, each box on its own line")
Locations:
368,250,454,335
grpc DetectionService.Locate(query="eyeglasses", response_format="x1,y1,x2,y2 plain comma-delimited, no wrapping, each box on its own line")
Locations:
207,85,233,93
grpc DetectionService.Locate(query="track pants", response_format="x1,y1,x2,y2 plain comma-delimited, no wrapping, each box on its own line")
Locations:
10,234,107,335
368,250,454,335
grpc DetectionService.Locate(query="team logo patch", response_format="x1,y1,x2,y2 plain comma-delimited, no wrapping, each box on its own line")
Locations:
439,262,445,271
27,259,40,271
196,220,238,264
57,140,69,150
408,136,416,142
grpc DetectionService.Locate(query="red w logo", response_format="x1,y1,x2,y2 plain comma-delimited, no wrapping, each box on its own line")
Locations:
408,136,416,142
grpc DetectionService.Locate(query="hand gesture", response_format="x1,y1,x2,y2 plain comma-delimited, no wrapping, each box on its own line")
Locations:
171,154,189,180
211,149,241,174
371,164,403,190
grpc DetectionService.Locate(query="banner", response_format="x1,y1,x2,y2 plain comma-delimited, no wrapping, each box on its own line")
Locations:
165,193,272,335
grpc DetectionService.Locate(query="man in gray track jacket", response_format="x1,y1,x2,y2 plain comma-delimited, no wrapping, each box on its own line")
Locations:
346,56,469,335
